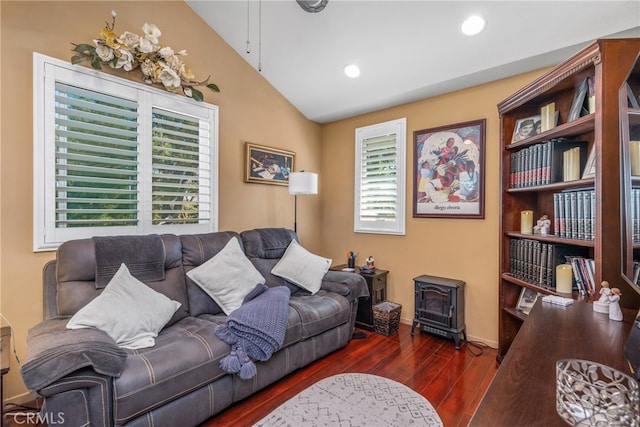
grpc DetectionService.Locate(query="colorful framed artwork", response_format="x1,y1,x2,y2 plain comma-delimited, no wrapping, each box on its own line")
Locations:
413,119,486,219
244,142,294,186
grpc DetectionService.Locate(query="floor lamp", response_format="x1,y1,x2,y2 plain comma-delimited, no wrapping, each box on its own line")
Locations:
288,171,318,233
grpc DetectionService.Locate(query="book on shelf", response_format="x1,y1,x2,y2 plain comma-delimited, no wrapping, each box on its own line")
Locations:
508,139,586,188
509,238,588,291
568,77,590,122
630,188,640,243
562,146,581,181
565,255,596,296
540,102,556,132
587,77,595,114
553,189,595,241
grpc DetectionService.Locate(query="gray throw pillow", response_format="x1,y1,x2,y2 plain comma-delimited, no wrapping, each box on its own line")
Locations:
186,236,265,315
271,240,332,294
67,263,181,349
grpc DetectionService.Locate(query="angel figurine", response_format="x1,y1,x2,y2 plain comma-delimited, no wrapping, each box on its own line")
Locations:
609,288,623,321
533,215,551,235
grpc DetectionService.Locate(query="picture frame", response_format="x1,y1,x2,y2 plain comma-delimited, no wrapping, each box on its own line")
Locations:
581,144,596,179
567,77,589,122
511,115,541,144
516,287,540,316
244,142,294,186
413,119,486,219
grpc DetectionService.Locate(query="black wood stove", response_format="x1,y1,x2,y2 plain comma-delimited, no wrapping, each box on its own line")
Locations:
411,274,467,349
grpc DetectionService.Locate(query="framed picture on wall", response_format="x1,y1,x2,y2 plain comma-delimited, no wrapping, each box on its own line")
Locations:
413,119,486,219
244,142,295,186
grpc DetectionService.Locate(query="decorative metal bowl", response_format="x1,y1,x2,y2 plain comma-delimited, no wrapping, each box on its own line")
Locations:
556,359,640,426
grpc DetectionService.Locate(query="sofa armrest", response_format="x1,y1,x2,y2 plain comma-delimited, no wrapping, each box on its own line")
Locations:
38,368,115,427
321,271,369,301
20,318,126,391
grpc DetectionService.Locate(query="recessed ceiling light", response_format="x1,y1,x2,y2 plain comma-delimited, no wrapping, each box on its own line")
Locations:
461,15,486,36
344,64,360,78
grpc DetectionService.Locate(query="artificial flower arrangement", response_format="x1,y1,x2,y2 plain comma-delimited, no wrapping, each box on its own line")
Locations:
71,11,219,101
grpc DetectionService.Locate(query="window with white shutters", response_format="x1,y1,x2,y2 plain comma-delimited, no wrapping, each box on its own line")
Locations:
34,53,218,251
354,118,406,235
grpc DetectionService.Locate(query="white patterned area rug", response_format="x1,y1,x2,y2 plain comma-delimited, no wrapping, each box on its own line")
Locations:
254,373,443,427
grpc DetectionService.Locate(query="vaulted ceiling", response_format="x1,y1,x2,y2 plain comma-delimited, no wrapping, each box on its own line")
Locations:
187,1,640,123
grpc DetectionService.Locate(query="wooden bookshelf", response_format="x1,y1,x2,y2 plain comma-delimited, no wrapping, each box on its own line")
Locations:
497,39,640,361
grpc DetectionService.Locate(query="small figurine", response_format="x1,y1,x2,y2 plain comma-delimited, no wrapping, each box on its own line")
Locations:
598,281,611,302
360,256,376,273
366,256,375,269
593,281,611,314
609,287,623,321
533,214,551,235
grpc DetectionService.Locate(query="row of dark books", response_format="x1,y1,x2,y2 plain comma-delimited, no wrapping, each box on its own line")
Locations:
553,190,595,241
509,238,588,290
509,138,586,188
632,189,640,243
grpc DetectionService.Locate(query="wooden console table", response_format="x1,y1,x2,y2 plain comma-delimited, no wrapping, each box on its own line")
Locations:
470,300,636,426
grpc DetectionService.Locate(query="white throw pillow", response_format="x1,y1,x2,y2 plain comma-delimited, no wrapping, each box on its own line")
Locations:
271,240,332,294
186,236,265,315
67,263,181,349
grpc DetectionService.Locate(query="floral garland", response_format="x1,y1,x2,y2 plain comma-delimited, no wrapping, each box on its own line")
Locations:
71,11,219,101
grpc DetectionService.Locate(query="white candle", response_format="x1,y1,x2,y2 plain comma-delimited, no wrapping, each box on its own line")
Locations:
556,264,573,294
631,141,640,176
521,210,533,235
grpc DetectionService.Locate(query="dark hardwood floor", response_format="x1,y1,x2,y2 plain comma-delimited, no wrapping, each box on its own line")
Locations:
4,324,498,427
202,323,499,427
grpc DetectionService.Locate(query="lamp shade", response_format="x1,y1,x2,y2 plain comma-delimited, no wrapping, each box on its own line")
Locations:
288,172,318,195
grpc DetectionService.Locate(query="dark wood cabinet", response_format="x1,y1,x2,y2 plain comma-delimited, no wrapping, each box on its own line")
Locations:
331,265,388,331
498,39,640,360
356,269,387,330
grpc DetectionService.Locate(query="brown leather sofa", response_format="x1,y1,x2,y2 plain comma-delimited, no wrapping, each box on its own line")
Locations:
21,228,367,427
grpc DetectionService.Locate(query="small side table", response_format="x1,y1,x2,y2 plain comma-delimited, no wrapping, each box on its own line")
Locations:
331,265,388,331
1,326,11,427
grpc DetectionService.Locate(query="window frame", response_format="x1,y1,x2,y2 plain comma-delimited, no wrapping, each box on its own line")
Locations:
354,118,406,235
33,53,219,251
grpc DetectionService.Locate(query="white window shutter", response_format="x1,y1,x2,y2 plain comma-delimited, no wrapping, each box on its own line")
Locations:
34,53,218,250
354,118,406,235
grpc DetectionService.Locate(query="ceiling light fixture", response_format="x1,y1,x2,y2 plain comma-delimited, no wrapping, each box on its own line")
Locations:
297,0,329,13
461,15,486,36
344,64,360,78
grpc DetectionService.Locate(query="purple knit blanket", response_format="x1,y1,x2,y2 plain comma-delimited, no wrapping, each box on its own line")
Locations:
215,284,290,379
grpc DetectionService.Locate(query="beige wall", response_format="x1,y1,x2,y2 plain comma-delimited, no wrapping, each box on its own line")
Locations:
320,70,546,348
1,1,322,401
1,0,548,402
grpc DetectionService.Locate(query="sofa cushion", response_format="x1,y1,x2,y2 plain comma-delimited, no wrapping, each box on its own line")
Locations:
113,316,231,425
271,240,331,294
181,231,242,316
67,264,181,349
186,237,265,315
55,234,190,326
289,291,351,339
200,304,303,351
240,228,302,293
